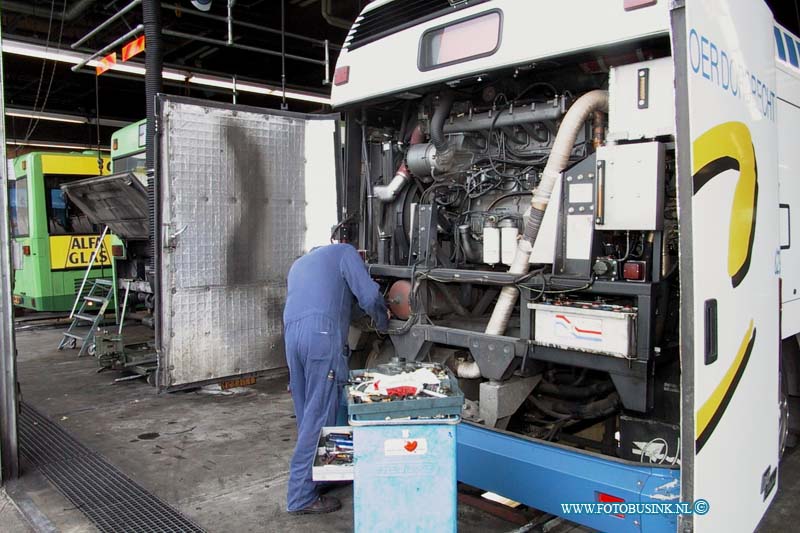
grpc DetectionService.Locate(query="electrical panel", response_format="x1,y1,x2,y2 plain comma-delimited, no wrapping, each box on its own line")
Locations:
595,142,665,231
554,154,600,279
608,56,675,141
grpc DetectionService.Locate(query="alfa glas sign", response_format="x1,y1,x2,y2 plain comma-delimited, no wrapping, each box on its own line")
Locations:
49,235,114,271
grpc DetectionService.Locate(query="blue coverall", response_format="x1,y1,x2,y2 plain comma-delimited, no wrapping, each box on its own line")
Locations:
283,244,389,511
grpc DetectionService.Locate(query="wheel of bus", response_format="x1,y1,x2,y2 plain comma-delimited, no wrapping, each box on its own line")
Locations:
780,337,800,458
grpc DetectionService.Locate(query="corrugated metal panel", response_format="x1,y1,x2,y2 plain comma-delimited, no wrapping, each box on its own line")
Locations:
157,97,339,389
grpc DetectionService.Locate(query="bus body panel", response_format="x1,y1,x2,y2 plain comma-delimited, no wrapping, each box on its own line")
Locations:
332,0,670,107
777,54,800,338
677,1,781,530
111,119,146,176
9,152,112,312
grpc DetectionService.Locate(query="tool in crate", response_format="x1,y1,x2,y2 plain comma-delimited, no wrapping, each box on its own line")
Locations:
321,431,354,465
346,362,464,422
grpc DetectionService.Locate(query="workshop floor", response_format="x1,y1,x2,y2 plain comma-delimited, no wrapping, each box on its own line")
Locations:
10,324,800,533
10,326,521,533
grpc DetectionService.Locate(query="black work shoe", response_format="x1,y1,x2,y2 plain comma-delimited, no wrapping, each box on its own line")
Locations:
289,495,342,515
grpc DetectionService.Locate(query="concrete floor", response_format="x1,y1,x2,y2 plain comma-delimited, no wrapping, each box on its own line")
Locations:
8,324,800,533
0,488,34,533
10,326,514,533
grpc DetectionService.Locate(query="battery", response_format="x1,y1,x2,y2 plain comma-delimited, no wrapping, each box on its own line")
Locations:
528,300,637,358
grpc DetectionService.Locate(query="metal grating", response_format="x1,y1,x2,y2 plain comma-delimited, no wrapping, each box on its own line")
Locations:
345,0,490,51
18,402,204,533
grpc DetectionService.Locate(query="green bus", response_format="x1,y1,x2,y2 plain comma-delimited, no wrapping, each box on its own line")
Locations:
111,119,146,174
8,151,122,312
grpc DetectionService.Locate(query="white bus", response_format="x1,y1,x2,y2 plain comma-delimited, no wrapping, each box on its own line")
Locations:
329,1,800,531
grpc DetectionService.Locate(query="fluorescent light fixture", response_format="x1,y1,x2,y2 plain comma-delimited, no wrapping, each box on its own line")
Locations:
6,109,86,124
2,38,332,105
7,139,110,151
5,107,130,128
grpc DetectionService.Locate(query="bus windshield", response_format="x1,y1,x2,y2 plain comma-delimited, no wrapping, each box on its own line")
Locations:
8,177,29,238
112,152,146,174
44,174,100,235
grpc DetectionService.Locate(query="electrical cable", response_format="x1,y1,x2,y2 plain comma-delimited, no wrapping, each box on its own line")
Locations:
25,0,68,142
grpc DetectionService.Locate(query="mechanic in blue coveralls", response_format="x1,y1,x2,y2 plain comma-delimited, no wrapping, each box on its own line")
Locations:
283,243,390,515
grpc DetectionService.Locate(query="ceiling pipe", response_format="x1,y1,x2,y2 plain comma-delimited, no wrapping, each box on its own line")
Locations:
71,24,144,72
3,0,97,21
71,0,142,49
320,0,353,29
162,29,325,66
161,2,340,50
227,0,235,46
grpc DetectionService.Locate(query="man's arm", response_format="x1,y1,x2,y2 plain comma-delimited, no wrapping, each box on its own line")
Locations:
340,247,389,332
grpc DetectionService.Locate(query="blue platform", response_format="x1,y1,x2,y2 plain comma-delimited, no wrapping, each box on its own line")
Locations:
457,422,680,532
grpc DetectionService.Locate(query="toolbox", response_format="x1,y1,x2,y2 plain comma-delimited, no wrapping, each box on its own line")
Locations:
311,426,354,482
346,362,464,422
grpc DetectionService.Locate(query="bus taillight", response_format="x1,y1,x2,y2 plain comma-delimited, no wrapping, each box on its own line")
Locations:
112,245,124,257
22,245,30,256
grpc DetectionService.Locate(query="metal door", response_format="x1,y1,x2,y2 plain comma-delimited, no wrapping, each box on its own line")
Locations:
156,96,340,390
673,1,780,530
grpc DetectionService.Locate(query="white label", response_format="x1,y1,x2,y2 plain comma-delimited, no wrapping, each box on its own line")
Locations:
565,215,593,260
569,183,593,204
384,438,428,456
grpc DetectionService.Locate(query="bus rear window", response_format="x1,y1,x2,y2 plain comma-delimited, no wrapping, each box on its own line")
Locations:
8,177,29,238
419,11,502,71
44,174,100,235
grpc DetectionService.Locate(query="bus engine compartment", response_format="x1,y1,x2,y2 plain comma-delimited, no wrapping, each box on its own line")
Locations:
337,44,681,464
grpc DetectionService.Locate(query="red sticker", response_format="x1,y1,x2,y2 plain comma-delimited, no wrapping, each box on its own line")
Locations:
404,440,418,452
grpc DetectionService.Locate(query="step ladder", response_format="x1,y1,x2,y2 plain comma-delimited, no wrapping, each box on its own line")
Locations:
58,278,115,357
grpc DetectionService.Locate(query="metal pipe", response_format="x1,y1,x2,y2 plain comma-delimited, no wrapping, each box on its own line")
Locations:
0,32,20,480
4,0,96,21
160,3,341,50
71,24,144,72
161,29,325,66
280,0,287,110
118,281,131,335
71,0,142,49
227,0,235,46
324,39,330,85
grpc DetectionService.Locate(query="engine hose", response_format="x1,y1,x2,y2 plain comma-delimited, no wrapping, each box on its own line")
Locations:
429,91,455,167
541,392,619,419
374,125,424,203
485,90,609,336
536,380,615,400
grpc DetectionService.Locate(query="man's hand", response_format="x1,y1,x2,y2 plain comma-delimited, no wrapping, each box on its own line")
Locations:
387,309,392,322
